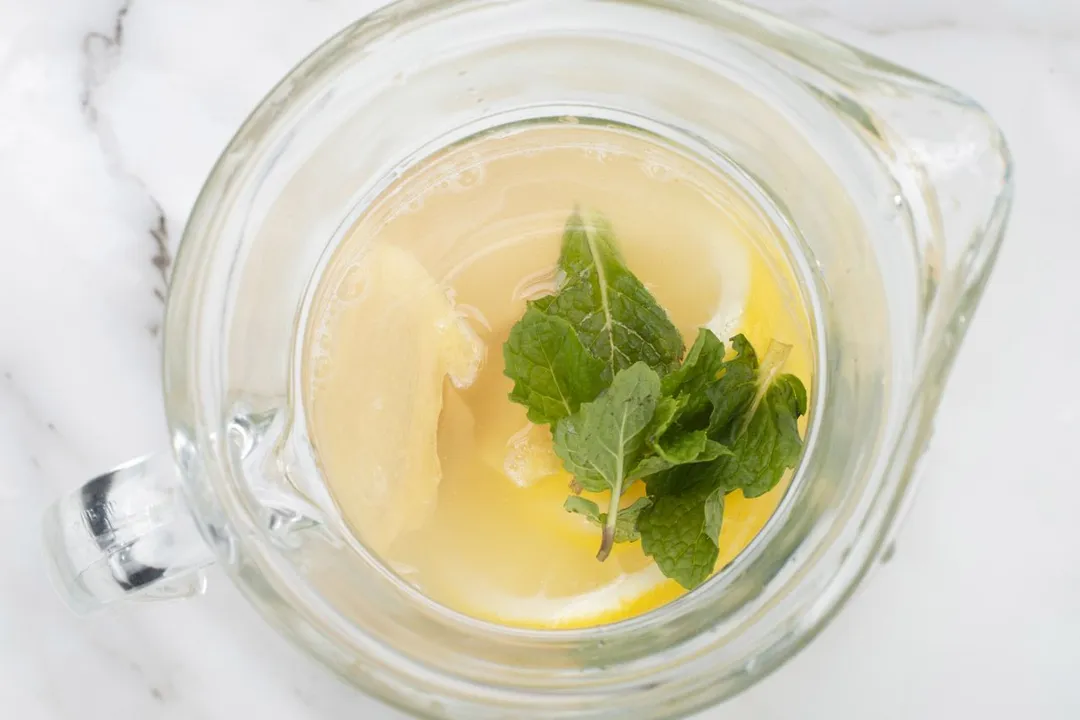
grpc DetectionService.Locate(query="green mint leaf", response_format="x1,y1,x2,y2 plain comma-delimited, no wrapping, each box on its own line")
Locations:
646,335,806,500
640,330,729,453
535,210,683,382
683,341,807,500
629,455,680,481
503,306,607,424
642,466,683,498
643,453,720,499
703,487,725,548
621,332,732,481
706,334,758,442
661,328,726,409
645,385,806,504
630,431,730,477
630,387,729,480
776,372,809,417
722,372,807,497
638,480,722,589
655,431,729,465
609,497,651,543
642,335,761,499
645,395,683,444
563,495,603,522
625,386,731,481
551,362,661,559
563,496,651,543
642,393,686,453
552,362,662,490
553,413,606,493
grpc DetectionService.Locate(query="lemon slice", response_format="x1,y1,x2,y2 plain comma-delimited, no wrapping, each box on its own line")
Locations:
438,477,685,629
473,563,678,629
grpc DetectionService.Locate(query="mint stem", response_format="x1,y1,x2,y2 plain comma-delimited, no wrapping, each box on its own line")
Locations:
597,477,624,561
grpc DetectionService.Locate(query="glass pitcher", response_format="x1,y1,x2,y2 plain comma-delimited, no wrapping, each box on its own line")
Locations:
41,0,1012,717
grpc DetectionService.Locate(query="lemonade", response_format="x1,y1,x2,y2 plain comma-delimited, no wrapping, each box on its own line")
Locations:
303,122,812,629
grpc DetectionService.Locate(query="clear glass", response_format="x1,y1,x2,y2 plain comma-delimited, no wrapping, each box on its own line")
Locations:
42,0,1012,718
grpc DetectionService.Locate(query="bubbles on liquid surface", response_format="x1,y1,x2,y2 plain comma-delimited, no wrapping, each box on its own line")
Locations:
423,157,488,196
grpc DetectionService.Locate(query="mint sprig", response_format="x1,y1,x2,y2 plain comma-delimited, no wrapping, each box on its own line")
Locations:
551,362,660,559
502,209,808,589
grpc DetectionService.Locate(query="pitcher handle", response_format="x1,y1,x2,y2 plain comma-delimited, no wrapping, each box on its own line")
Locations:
42,453,216,614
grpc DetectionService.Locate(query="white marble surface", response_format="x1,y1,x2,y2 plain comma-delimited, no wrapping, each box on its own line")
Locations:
1,0,1078,718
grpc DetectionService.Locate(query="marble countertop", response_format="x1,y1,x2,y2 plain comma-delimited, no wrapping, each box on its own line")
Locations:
2,0,1077,718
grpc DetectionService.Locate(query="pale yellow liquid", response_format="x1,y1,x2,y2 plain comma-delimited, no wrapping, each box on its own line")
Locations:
304,123,812,629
